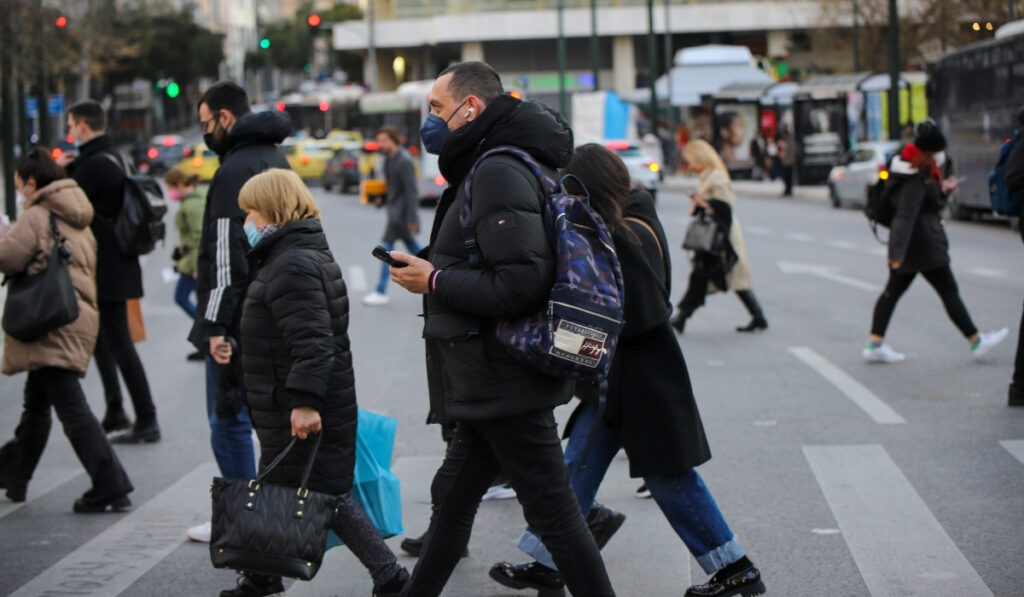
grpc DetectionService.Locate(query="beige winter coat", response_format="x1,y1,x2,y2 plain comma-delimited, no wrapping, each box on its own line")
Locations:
0,179,99,376
698,168,752,292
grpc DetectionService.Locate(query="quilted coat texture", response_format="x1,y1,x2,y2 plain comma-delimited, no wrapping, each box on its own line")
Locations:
240,219,356,495
0,179,99,376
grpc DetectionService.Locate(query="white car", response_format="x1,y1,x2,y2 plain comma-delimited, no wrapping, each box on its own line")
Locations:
604,140,661,200
827,141,901,208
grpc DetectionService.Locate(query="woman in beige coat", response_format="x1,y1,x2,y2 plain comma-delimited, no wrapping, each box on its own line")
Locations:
0,148,132,512
671,139,768,334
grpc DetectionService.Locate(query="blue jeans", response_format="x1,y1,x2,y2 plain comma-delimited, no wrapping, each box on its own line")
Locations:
204,356,256,480
375,237,422,294
174,274,197,319
518,400,744,575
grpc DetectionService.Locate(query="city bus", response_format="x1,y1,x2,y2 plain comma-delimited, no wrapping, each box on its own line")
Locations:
929,20,1024,219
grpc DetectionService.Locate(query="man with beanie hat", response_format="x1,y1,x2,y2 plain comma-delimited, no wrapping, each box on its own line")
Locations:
1004,107,1024,406
862,120,1009,364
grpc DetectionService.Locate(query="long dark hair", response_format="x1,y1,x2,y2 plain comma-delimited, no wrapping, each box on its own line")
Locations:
561,143,630,233
16,147,66,189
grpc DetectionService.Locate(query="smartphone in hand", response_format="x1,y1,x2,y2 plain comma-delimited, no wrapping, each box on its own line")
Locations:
372,245,408,268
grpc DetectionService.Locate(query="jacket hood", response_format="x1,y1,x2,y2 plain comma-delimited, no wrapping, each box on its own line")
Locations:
478,98,574,170
27,179,94,229
226,111,292,154
250,218,327,260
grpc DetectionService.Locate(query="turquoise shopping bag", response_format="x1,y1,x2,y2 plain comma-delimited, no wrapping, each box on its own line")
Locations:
326,408,403,549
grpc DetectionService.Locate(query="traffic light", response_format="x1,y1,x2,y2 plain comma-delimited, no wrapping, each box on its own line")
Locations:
166,82,180,98
259,38,271,50
307,14,321,30
55,15,67,29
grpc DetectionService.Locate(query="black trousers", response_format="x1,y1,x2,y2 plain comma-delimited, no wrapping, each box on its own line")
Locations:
94,300,156,422
781,165,794,195
405,411,615,597
6,368,132,499
1013,298,1024,387
870,264,978,338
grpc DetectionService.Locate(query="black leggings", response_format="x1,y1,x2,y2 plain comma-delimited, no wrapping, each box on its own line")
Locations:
870,264,978,339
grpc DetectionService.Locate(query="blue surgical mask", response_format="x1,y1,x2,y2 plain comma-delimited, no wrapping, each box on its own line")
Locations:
244,221,263,247
419,100,467,155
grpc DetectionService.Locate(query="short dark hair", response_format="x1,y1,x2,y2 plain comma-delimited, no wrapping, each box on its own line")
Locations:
16,147,66,189
376,126,401,145
68,100,106,132
439,61,504,104
197,80,251,118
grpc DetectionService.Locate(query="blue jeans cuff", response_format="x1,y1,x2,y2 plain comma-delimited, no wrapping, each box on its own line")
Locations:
694,536,745,575
517,529,557,571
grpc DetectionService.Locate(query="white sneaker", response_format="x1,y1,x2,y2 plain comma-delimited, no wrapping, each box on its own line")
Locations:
186,521,211,543
635,483,652,499
481,483,516,500
362,292,390,307
862,342,905,363
972,327,1009,358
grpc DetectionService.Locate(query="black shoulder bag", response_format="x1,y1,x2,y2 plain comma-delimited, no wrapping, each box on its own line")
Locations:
210,433,336,580
2,212,80,342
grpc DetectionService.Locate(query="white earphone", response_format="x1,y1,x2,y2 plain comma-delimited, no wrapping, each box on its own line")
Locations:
465,107,474,117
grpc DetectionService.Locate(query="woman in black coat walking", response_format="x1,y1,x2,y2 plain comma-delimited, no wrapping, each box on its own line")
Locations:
863,121,1008,363
216,169,407,597
490,144,765,597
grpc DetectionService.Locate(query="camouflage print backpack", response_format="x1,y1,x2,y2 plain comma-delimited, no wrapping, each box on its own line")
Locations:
460,146,625,382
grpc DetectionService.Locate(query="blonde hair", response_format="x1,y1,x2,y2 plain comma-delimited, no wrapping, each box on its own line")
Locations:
164,166,199,188
238,169,321,224
684,139,729,176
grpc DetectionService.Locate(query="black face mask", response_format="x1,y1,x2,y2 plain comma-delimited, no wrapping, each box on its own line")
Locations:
204,120,228,156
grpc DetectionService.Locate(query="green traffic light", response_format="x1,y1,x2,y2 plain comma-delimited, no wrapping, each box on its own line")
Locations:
166,82,180,98
260,38,270,49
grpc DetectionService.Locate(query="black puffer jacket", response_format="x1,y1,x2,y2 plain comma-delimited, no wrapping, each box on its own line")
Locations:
190,111,291,348
886,154,950,273
423,95,574,423
66,135,143,302
240,219,356,495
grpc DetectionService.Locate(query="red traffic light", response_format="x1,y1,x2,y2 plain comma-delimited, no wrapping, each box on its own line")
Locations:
318,101,329,112
55,15,67,28
307,14,321,27
275,101,286,111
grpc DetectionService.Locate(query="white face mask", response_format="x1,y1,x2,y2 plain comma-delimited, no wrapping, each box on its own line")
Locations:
934,151,946,167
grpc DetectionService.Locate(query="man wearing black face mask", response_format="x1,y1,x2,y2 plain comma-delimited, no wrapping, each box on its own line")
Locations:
389,61,616,597
185,82,291,573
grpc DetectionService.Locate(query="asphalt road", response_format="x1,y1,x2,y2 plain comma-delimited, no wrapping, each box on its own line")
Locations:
1,177,1022,597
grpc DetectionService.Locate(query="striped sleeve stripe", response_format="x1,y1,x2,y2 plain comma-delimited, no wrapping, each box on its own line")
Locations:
204,218,232,322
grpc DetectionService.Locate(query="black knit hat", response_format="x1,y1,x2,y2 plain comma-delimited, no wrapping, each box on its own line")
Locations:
914,119,946,152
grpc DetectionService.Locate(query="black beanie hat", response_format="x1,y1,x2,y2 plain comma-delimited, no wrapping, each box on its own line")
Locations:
914,120,946,152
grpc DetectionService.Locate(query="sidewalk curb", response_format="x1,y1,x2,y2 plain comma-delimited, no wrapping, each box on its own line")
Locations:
660,174,830,204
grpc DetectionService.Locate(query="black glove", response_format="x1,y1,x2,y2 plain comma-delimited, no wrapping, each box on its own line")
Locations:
215,337,244,418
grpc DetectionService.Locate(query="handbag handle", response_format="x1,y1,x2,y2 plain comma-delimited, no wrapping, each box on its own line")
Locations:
252,432,322,496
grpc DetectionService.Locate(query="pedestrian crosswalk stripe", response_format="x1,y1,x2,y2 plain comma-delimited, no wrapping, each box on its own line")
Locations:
804,445,993,597
999,440,1024,466
0,467,82,520
8,462,218,597
789,347,905,424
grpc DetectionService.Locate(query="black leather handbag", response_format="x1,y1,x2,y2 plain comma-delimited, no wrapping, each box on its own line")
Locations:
682,211,721,253
210,434,335,580
2,212,79,342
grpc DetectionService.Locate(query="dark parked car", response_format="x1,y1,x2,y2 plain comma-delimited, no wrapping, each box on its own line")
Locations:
134,134,186,174
322,148,362,193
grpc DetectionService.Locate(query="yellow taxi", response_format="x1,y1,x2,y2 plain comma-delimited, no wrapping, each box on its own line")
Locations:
324,129,364,152
282,140,333,181
174,144,219,182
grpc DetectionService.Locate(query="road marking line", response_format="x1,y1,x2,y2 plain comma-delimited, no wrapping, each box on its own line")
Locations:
804,445,993,597
789,347,905,424
966,267,1006,279
0,467,82,520
347,265,368,293
778,261,882,292
785,232,816,242
826,240,857,250
1000,440,1024,466
9,463,218,597
746,226,773,235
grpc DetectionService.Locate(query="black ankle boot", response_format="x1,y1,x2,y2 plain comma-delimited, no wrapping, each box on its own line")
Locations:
735,291,768,333
489,561,565,596
686,557,766,597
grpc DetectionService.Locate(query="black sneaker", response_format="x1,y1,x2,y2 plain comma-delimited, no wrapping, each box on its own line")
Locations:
110,422,160,444
220,573,284,597
372,568,409,596
685,562,765,597
400,533,468,558
101,410,132,434
489,561,565,596
72,493,131,513
587,502,626,549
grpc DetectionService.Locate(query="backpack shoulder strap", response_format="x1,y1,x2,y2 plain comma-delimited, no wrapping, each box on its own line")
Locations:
624,216,662,258
459,145,557,267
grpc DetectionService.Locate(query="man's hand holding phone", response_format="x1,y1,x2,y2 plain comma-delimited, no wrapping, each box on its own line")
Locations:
384,248,434,294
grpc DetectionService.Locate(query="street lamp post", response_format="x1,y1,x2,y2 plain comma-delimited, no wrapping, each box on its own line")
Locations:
887,0,901,140
852,0,860,72
647,0,657,135
367,0,377,91
558,0,567,116
590,0,599,90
